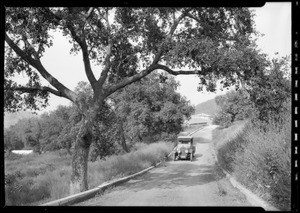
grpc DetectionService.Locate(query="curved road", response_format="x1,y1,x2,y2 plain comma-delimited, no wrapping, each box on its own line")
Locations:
75,125,252,206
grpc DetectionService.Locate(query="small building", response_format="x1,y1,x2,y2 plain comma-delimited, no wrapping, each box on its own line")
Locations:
11,150,33,155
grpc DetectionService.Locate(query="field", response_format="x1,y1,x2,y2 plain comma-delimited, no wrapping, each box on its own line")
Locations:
5,141,173,206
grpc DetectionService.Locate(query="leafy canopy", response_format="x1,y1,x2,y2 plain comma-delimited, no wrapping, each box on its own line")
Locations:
111,72,194,142
5,7,259,112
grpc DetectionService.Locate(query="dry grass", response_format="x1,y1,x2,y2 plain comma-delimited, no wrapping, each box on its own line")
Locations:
212,116,291,210
5,150,72,206
5,141,173,206
88,141,173,188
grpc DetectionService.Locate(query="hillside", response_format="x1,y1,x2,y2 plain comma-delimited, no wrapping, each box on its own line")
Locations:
4,111,39,129
193,98,219,116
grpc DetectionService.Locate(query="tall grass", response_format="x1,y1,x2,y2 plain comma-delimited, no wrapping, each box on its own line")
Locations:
232,119,291,210
212,114,291,210
5,141,173,206
88,141,173,188
5,150,72,205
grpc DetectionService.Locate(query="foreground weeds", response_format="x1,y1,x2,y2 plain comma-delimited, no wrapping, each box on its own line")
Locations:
5,142,173,206
212,118,291,210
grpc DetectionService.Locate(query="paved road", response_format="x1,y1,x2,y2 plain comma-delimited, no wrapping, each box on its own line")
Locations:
75,125,252,206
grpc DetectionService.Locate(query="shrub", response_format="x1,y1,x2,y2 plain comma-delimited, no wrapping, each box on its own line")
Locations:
213,112,233,128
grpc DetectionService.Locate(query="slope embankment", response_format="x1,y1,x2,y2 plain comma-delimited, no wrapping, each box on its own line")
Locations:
211,120,290,211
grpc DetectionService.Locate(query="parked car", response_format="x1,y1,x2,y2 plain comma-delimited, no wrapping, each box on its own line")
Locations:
173,136,195,161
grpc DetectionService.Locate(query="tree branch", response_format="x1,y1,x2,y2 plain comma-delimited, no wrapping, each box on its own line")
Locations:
5,33,78,103
84,7,95,24
21,34,39,60
97,9,113,87
5,33,38,66
152,9,191,65
105,61,201,98
7,86,67,98
185,12,238,42
156,64,201,76
185,12,202,24
105,64,160,97
66,22,97,90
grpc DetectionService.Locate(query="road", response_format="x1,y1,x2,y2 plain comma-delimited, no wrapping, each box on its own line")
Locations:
75,125,252,206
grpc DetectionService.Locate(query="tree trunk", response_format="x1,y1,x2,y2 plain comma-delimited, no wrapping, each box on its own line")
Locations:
118,121,129,153
70,117,93,194
66,140,72,155
66,147,72,156
138,131,143,142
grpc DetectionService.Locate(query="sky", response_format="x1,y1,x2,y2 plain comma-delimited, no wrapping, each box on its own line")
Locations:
10,3,292,114
174,2,291,107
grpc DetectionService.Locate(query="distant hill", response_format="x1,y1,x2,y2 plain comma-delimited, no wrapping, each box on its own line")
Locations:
4,111,39,129
193,98,220,116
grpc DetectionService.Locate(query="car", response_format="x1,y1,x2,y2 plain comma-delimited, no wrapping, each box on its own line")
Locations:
173,135,196,161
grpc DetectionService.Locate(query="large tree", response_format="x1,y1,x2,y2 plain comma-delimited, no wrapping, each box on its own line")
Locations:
111,72,194,144
5,7,260,193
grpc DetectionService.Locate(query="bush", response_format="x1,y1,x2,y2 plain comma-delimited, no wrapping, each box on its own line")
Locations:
212,112,233,128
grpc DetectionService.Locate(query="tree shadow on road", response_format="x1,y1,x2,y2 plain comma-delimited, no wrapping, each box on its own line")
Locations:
124,162,225,191
194,136,211,144
193,153,203,159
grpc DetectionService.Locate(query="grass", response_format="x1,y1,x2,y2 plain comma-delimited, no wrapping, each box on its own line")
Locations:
212,116,291,210
5,141,173,206
5,150,72,206
88,141,173,188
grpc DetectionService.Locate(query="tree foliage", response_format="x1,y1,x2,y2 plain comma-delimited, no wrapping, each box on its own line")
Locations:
213,89,254,127
246,56,291,125
5,7,258,112
4,129,24,152
111,72,194,144
213,55,291,128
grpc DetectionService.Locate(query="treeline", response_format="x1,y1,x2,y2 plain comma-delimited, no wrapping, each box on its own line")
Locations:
212,56,291,210
4,72,194,160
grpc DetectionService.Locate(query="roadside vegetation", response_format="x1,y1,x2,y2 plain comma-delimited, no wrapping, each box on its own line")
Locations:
212,56,291,210
5,141,173,206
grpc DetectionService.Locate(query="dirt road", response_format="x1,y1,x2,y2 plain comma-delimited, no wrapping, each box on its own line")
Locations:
75,125,252,206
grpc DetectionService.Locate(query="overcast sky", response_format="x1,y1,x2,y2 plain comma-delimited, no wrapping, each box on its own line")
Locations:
11,3,292,114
